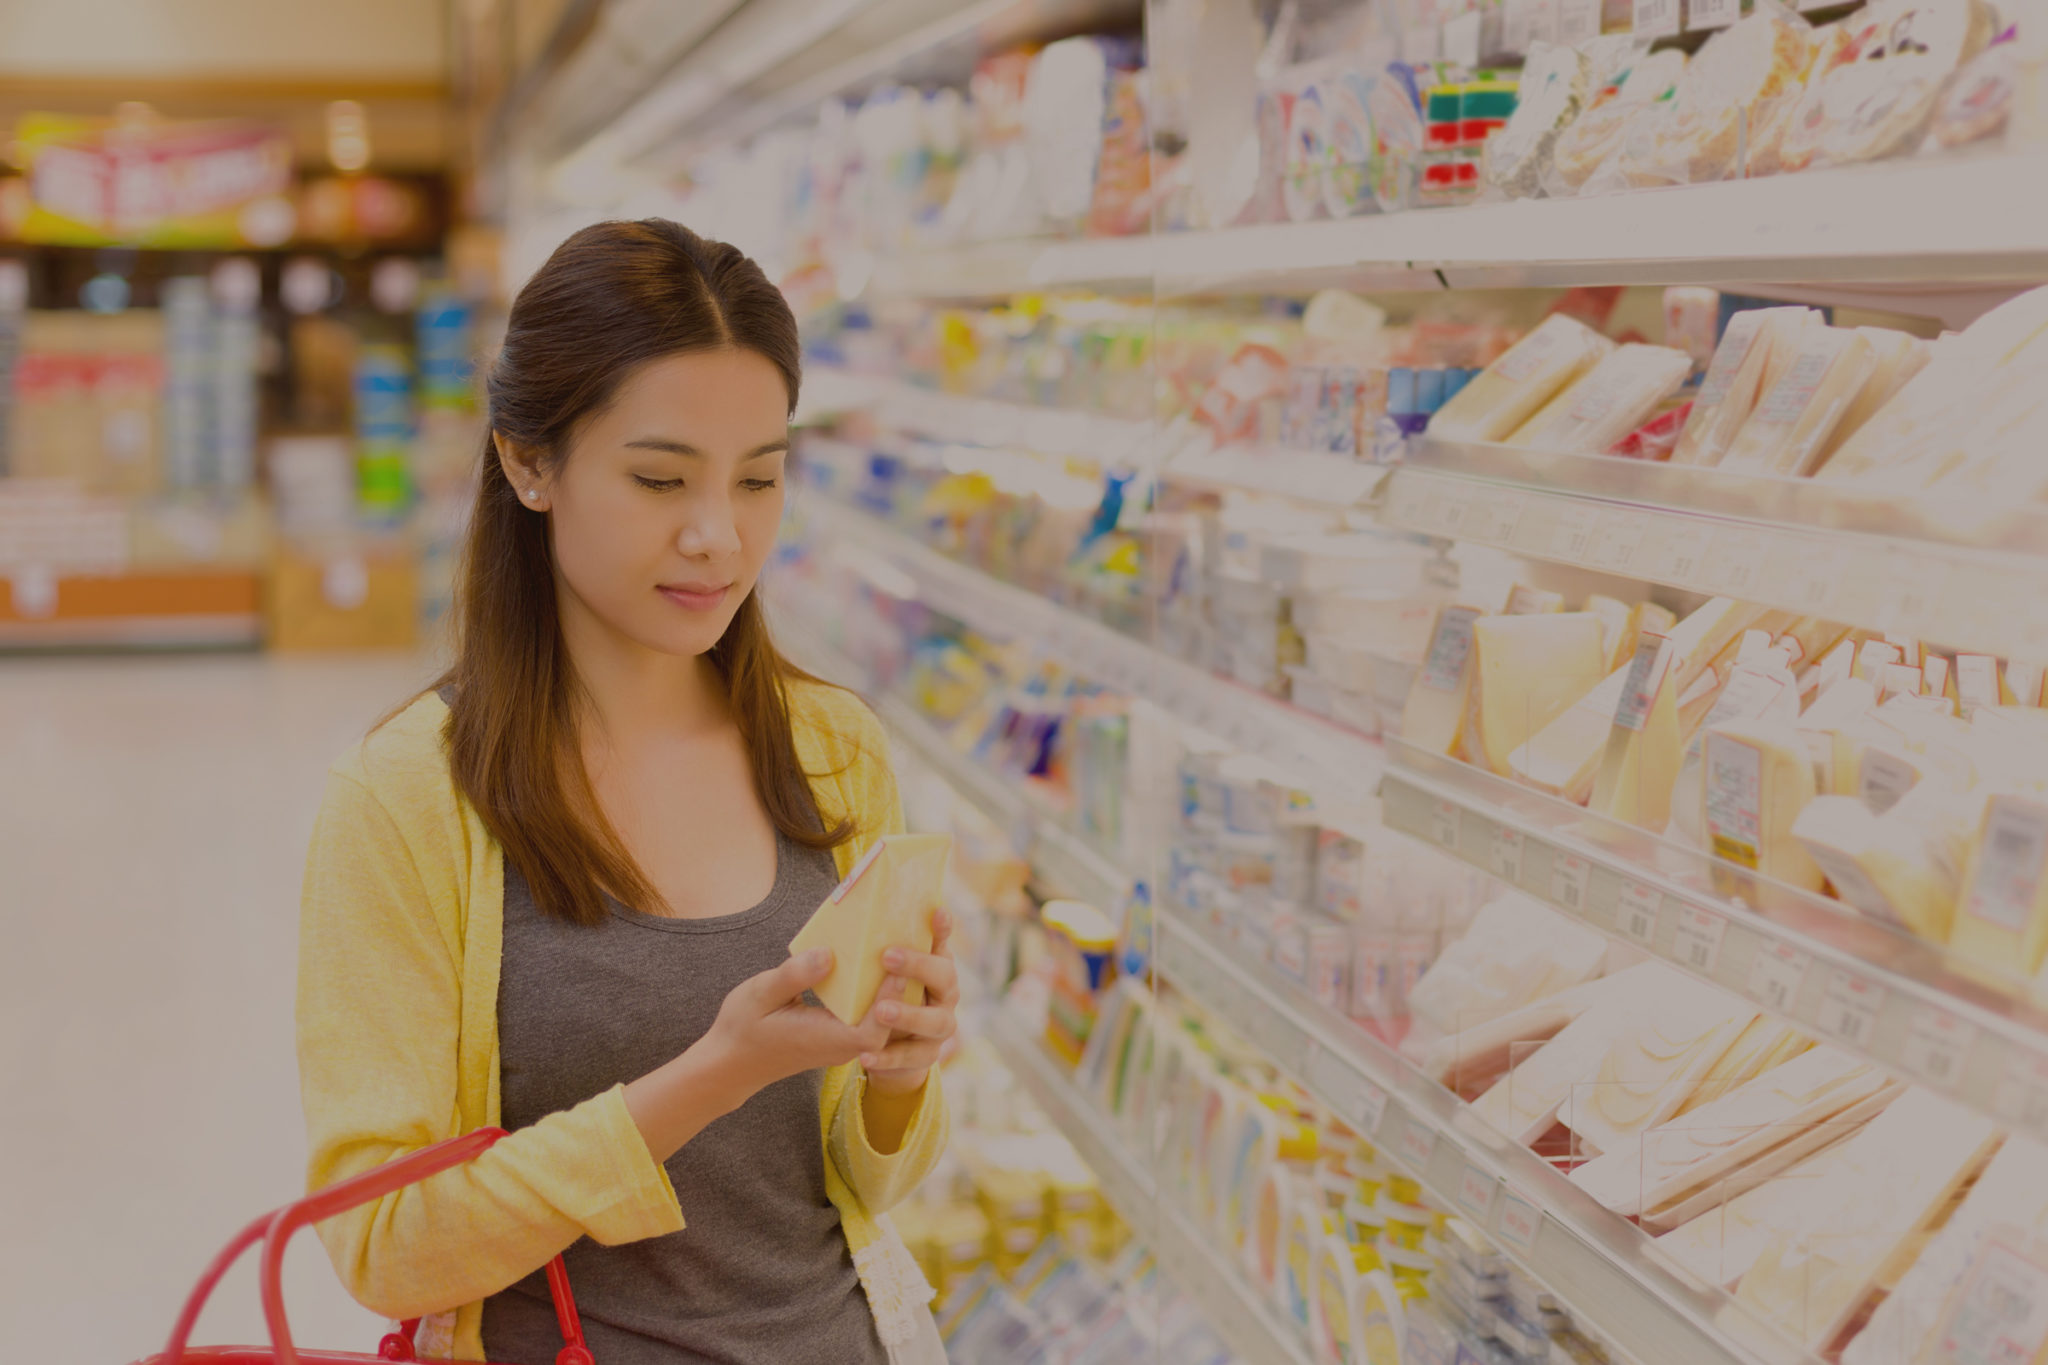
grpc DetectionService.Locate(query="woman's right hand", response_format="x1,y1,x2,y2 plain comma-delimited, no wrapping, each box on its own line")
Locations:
703,947,891,1090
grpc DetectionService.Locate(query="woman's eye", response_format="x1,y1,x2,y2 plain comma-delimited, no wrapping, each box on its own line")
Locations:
633,475,683,491
741,477,780,492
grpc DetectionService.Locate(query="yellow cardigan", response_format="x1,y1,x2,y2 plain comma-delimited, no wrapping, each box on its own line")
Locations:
296,683,946,1360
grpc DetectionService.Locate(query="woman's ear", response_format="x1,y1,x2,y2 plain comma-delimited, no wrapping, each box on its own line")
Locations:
494,431,551,512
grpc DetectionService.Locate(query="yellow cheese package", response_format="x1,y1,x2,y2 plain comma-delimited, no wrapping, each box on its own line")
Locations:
789,832,952,1023
1672,308,1816,466
1507,343,1695,453
1426,313,1616,443
1719,326,1880,477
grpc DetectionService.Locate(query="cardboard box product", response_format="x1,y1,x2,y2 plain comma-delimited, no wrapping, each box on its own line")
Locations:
266,541,419,650
789,833,953,1024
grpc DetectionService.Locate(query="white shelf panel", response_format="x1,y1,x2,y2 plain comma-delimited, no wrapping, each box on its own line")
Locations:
867,235,1153,301
985,1007,1316,1365
1155,909,1829,1365
1147,154,2048,297
805,497,1387,808
1380,739,2048,1145
1385,439,2048,658
1162,442,1393,507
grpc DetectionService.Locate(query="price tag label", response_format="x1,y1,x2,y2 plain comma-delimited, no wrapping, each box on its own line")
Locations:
1398,1119,1439,1172
1709,530,1767,596
1879,557,1952,637
1617,881,1662,947
1672,905,1729,974
1495,1187,1542,1256
1997,1056,2048,1136
1657,522,1714,584
1307,1041,1391,1136
1458,1162,1499,1219
1431,799,1460,850
1436,494,1470,538
1549,505,1598,562
1939,1240,2048,1365
1633,0,1680,36
1901,1006,1978,1088
1590,515,1647,573
1442,8,1484,65
1552,852,1591,915
1470,492,1526,546
1782,541,1845,615
1556,0,1602,39
1816,967,1887,1051
1686,0,1740,29
1502,0,1536,56
1747,940,1812,1014
1490,826,1526,884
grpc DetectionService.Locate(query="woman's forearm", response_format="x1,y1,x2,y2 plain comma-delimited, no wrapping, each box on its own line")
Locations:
860,1070,929,1155
623,1036,754,1163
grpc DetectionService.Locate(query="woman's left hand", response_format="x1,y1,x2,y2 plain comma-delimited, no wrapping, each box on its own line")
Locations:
860,909,960,1097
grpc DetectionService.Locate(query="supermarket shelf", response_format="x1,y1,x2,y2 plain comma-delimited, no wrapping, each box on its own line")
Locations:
1156,907,1827,1365
0,612,262,650
867,236,1152,301
1385,438,2048,658
1161,441,1393,507
1146,154,2048,298
1379,739,2048,1145
984,1005,1316,1365
806,368,1157,462
777,617,1136,912
804,496,1388,807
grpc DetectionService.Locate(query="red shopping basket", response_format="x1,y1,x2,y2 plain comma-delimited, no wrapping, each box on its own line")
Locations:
133,1128,594,1365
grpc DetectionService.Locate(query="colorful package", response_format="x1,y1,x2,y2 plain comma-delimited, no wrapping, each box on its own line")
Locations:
789,832,952,1023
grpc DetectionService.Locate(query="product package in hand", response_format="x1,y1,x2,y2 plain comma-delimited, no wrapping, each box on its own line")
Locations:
790,832,954,1023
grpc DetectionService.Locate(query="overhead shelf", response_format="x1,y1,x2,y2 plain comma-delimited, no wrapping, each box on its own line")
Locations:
1384,438,2048,658
1154,907,1823,1365
984,1004,1316,1365
867,235,1154,301
800,368,1155,461
1379,739,2048,1147
804,495,1387,807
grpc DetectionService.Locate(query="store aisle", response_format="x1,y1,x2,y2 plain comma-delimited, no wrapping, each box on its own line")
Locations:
1,652,438,1363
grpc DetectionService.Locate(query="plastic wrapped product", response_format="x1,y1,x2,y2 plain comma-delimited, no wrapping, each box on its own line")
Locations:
1024,36,1140,231
1791,787,1964,941
1671,307,1817,467
1548,48,1689,193
1484,43,1590,199
1285,82,1334,222
789,832,951,1023
1760,16,1885,175
1625,5,1813,186
1719,327,1880,477
1507,343,1694,452
1369,64,1429,213
1931,39,2018,148
1609,401,1693,460
1702,718,1828,891
1472,611,1609,777
1426,312,1616,443
1322,71,1383,218
1405,891,1608,1038
1809,328,1932,471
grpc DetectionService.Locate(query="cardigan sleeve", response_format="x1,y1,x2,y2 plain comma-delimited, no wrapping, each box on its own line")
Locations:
297,769,683,1321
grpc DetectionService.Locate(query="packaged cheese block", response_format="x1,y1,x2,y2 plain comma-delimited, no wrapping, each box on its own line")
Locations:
1548,48,1689,192
1405,891,1609,1038
1591,633,1685,831
1507,344,1695,453
1719,327,1880,477
1702,719,1827,891
1562,975,1759,1157
1955,654,2002,715
1672,1016,1814,1117
1672,658,1806,845
1656,1123,1874,1289
1839,1137,2048,1365
789,832,951,1023
1572,1046,1890,1218
1427,313,1616,443
2004,658,2048,707
1402,604,1483,754
1672,309,1815,466
1485,42,1591,199
1951,793,2048,978
1792,792,1961,941
1505,584,1566,614
1733,1088,2002,1352
1473,612,1610,777
1811,330,1933,472
1585,594,1637,671
1408,973,1610,1092
1471,961,1679,1145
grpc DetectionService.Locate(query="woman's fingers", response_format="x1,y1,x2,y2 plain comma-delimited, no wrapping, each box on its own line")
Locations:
880,947,959,1003
862,1038,941,1072
873,998,956,1041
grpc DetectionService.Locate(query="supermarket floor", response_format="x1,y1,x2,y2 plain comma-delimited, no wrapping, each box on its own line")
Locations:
1,650,439,1362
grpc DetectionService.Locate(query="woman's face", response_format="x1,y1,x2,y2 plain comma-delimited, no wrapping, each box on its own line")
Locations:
509,347,791,661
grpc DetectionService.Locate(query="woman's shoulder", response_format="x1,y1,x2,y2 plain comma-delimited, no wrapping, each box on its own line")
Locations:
329,689,457,806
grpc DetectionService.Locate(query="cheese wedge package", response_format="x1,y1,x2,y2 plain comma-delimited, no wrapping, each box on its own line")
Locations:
1672,308,1816,466
1506,343,1695,452
1472,611,1609,777
789,832,953,1023
1560,975,1759,1157
1701,718,1827,891
1402,604,1484,754
1591,632,1685,831
1719,326,1880,477
1810,328,1933,472
1951,793,2048,979
1427,312,1616,443
1471,961,1677,1145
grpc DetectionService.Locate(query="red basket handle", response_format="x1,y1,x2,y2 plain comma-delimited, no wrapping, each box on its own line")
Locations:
159,1128,593,1365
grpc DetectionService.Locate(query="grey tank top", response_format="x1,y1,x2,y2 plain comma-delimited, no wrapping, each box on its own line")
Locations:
479,833,888,1365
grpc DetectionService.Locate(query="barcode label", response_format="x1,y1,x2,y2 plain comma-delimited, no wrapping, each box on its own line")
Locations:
1748,940,1811,1014
1422,608,1481,692
1432,799,1460,849
1673,906,1728,974
1966,798,2048,933
1553,853,1591,913
1634,0,1680,38
1816,967,1886,1050
1901,1006,1977,1088
1618,881,1662,946
1491,826,1526,883
1614,635,1669,733
1688,0,1739,28
1550,506,1597,560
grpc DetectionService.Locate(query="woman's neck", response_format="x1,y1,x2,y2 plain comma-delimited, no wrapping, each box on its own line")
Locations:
557,581,729,747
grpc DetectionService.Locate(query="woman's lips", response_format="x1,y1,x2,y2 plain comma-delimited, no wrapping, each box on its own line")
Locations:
657,583,731,611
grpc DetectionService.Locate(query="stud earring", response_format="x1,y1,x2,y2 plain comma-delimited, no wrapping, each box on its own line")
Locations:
524,489,538,501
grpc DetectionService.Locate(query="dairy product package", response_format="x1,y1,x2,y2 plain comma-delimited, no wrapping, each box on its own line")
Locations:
1484,42,1590,199
1671,308,1816,466
1427,313,1616,443
1590,632,1686,831
1560,976,1759,1156
1792,782,1969,942
1471,961,1679,1145
1402,604,1484,755
1719,326,1880,477
1548,47,1689,194
1810,329,1932,470
1472,611,1610,777
1930,39,2018,149
1405,891,1608,1038
1622,5,1812,186
1951,792,2048,980
790,832,952,1023
1507,343,1694,452
1701,718,1827,891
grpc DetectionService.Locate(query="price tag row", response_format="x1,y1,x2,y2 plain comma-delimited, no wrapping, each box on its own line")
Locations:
1386,472,2048,662
1380,771,2048,1143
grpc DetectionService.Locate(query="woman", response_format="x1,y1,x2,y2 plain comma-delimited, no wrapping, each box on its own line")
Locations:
297,219,954,1364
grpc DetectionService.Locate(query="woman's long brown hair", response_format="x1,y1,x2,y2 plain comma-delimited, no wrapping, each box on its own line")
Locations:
433,218,848,925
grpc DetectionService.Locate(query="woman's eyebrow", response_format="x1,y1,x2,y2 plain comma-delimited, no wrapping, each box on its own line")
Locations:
624,437,790,459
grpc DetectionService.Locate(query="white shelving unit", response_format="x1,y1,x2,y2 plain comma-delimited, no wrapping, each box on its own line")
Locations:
1386,439,2048,659
984,1007,1316,1365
